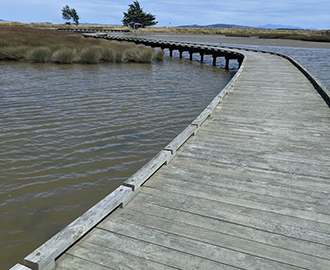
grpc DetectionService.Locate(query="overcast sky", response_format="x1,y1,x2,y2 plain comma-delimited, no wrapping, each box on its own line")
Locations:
1,0,329,29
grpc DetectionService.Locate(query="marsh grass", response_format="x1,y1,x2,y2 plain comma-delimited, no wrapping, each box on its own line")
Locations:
52,48,77,64
154,50,165,61
80,46,101,64
0,46,29,60
0,26,162,64
27,47,52,63
125,46,155,63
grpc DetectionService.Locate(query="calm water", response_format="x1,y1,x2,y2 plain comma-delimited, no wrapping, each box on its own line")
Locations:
0,58,233,268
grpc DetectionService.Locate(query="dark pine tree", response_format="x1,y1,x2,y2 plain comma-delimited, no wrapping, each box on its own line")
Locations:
122,1,157,28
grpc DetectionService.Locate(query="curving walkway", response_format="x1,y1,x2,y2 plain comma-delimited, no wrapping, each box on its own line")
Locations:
19,48,330,270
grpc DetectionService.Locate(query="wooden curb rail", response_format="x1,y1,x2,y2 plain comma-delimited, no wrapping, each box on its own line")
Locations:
19,41,246,270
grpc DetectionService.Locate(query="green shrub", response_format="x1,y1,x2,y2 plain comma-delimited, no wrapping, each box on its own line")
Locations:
100,47,114,62
114,51,125,63
27,47,52,63
52,47,77,64
79,46,101,64
125,47,155,63
0,46,30,61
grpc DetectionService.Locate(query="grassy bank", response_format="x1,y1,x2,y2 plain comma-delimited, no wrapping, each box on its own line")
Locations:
136,27,330,43
0,26,163,64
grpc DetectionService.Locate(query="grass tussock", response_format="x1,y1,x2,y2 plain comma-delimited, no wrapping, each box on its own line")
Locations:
0,26,163,64
27,47,52,63
52,48,77,64
154,50,165,61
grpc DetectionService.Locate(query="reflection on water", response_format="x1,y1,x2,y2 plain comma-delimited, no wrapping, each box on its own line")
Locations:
0,58,232,268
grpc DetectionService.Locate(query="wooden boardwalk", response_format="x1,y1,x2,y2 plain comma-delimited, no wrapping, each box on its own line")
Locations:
18,47,330,270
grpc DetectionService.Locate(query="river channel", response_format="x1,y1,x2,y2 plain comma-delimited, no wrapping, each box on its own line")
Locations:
1,56,233,268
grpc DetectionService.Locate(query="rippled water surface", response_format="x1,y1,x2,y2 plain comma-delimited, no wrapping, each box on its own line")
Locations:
0,58,233,268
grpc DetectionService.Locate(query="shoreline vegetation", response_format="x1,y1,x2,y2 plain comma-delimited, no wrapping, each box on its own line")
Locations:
0,26,164,64
1,22,329,65
1,21,330,43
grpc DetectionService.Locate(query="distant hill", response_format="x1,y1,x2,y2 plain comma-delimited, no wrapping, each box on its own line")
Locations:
178,23,259,29
258,24,317,30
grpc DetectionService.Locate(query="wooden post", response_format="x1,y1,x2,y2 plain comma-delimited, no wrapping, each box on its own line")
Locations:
190,52,193,61
213,56,217,66
238,59,243,68
179,50,183,59
225,57,230,70
200,53,204,63
169,49,173,57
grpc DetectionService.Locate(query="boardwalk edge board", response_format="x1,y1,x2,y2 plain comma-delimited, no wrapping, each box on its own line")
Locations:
23,186,132,270
281,55,330,106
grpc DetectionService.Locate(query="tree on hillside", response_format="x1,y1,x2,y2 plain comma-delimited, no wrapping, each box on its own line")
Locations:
62,5,80,25
122,1,157,28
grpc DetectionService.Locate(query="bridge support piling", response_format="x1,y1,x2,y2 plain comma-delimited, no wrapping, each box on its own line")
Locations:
169,49,173,57
200,53,204,63
179,51,183,59
189,52,193,61
238,58,243,68
225,57,230,70
213,56,217,66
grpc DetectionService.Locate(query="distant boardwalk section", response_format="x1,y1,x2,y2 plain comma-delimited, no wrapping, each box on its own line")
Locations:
13,39,330,270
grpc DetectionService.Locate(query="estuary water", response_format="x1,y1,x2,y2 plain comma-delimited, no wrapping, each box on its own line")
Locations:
1,58,233,268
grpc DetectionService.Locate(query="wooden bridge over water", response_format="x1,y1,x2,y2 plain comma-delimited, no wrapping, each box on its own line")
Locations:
12,37,330,270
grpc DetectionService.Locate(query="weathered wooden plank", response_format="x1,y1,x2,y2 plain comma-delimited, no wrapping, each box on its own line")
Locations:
124,201,330,260
80,228,241,270
103,210,330,269
56,254,113,270
179,144,330,178
147,169,330,215
61,241,178,270
24,185,132,270
185,137,330,166
9,264,31,270
141,177,330,231
156,162,330,208
137,189,330,245
168,156,330,192
124,150,172,191
101,219,306,270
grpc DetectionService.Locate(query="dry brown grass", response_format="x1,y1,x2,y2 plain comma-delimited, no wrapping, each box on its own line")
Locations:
0,26,158,64
137,27,330,42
